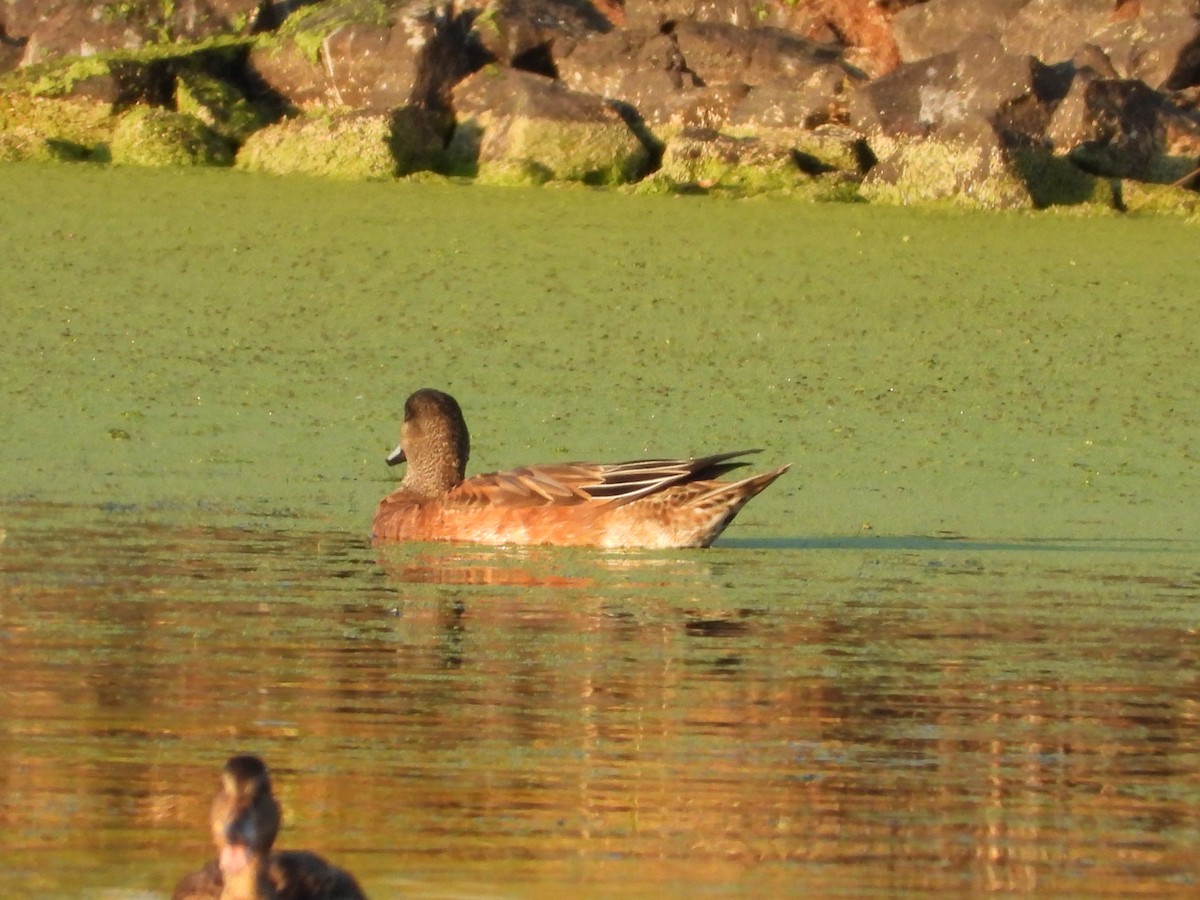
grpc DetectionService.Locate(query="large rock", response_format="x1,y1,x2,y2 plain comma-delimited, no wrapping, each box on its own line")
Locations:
557,27,694,125
446,66,649,184
1000,0,1117,65
3,0,264,53
848,36,1068,143
848,35,1114,208
894,0,1200,92
892,0,1029,63
468,0,613,75
235,106,445,176
1086,13,1200,90
653,122,867,196
1064,77,1200,182
110,105,233,166
176,65,275,144
622,0,899,77
558,21,858,130
860,134,1112,209
170,0,265,40
7,0,160,65
248,0,471,111
0,91,113,160
671,21,851,86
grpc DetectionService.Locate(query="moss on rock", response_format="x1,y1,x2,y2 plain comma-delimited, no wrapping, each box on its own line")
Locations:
1119,180,1200,217
110,106,233,167
450,114,648,186
275,0,394,64
861,137,1024,209
0,93,115,161
175,67,273,145
235,109,443,179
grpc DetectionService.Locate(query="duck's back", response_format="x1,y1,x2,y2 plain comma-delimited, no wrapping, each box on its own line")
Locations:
270,851,368,900
373,458,788,548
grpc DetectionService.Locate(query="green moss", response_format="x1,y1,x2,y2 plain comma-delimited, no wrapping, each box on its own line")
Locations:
236,111,435,179
176,68,272,144
0,93,115,161
277,0,394,64
1,35,254,99
110,106,232,167
475,159,555,187
453,114,647,186
860,137,1033,210
1119,180,1200,217
1008,148,1115,209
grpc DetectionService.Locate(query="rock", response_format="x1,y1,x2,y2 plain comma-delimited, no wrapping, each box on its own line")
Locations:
248,0,471,111
671,21,849,87
1000,0,1116,65
1067,77,1200,182
1,23,26,75
446,66,649,184
622,0,746,32
171,0,265,40
848,40,1051,144
849,35,1115,208
235,106,446,177
1087,13,1200,90
622,0,897,77
558,20,857,131
0,92,113,160
11,50,176,107
892,0,1029,63
110,105,233,166
176,66,275,143
557,27,694,126
9,0,158,65
860,134,1113,209
726,70,854,130
653,121,867,196
468,0,613,75
654,125,801,191
1118,178,1200,216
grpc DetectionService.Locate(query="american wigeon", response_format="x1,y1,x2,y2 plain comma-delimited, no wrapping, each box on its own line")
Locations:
372,389,788,549
172,755,367,900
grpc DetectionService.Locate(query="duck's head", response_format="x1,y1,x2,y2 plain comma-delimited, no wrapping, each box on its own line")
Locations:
387,388,471,495
210,755,281,879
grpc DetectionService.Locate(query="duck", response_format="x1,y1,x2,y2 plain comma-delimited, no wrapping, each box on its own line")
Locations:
172,755,368,900
372,388,788,549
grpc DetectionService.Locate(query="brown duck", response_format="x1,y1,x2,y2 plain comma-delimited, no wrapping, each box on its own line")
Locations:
172,755,367,900
372,388,789,548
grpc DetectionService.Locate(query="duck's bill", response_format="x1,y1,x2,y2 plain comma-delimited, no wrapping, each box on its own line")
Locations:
386,444,407,466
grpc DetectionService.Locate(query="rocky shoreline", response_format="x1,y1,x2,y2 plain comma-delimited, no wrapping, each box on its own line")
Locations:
2,0,1199,213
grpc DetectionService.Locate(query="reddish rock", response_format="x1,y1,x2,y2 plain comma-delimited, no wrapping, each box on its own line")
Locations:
558,20,856,128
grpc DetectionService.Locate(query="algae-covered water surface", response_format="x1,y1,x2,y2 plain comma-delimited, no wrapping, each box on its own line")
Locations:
1,164,1198,897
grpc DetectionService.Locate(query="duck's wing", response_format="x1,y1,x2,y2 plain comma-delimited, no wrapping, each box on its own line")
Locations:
271,850,368,899
448,450,764,508
171,860,222,900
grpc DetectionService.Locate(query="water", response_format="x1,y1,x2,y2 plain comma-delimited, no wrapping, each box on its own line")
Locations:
2,506,1197,897
1,164,1198,896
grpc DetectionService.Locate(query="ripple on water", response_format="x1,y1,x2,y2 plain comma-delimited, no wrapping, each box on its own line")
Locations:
1,501,1198,897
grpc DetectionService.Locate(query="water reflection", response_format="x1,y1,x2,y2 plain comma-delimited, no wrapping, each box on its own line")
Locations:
1,501,1198,897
